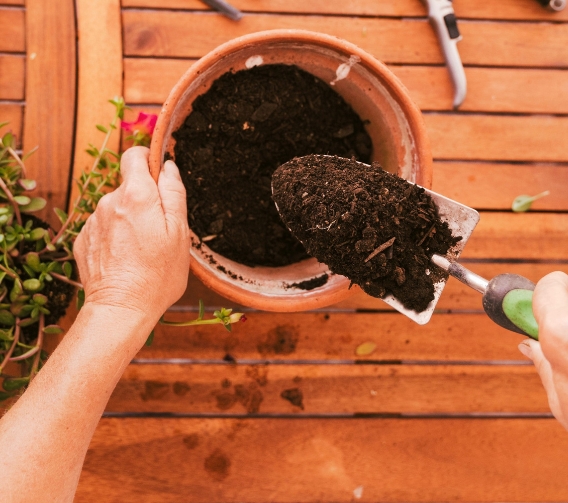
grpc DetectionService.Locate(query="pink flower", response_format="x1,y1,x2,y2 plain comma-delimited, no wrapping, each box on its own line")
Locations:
121,112,157,135
121,112,158,147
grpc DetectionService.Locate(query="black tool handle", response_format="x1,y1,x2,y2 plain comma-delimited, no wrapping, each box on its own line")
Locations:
482,274,539,339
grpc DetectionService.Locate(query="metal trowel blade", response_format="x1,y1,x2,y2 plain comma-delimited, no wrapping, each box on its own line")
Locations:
385,185,480,324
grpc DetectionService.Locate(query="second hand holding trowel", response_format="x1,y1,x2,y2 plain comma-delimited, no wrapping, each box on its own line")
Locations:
272,155,538,340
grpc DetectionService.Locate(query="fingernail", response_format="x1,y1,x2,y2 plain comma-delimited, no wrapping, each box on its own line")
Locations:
163,160,180,179
518,342,533,359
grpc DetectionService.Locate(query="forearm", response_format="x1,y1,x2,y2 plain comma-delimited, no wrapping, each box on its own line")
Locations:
0,303,156,503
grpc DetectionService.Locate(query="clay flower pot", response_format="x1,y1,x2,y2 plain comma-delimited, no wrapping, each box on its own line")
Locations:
149,29,433,312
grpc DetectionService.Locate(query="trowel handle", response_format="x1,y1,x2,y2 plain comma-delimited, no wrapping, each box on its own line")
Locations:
482,274,539,340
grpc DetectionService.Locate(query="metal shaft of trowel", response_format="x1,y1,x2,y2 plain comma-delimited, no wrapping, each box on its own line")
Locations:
431,254,489,295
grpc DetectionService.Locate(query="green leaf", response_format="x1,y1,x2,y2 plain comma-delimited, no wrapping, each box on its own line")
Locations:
0,207,10,215
18,179,37,191
22,264,36,278
9,279,22,303
77,288,85,310
224,323,232,332
96,124,109,134
0,215,8,225
145,330,155,346
198,299,205,320
54,207,68,224
32,293,48,305
25,252,41,272
355,342,377,356
2,377,29,391
0,271,5,284
0,309,15,326
28,228,47,241
2,132,14,148
13,304,33,317
23,278,42,292
13,195,31,206
0,391,15,401
31,306,39,319
18,317,39,327
63,261,73,279
43,324,64,335
512,191,550,213
0,328,13,341
20,197,47,213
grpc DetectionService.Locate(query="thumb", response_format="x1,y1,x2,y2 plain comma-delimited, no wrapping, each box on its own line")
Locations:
519,339,560,410
157,160,188,225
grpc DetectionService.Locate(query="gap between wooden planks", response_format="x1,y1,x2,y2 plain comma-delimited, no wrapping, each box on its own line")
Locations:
122,0,568,22
107,363,548,414
143,312,528,362
77,417,568,502
123,57,568,114
122,10,568,67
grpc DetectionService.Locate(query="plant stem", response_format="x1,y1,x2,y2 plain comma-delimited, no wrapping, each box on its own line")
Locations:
0,175,22,227
51,110,121,246
0,323,21,373
0,263,17,279
160,317,226,327
9,345,39,362
50,272,83,289
7,147,27,178
28,313,44,382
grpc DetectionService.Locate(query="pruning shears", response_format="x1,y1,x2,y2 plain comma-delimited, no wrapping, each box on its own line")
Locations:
421,0,467,108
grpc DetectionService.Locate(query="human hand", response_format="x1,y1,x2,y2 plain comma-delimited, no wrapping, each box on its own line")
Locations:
73,146,190,320
518,271,568,430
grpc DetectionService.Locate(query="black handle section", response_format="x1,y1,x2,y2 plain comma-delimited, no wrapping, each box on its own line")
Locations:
443,13,461,39
482,274,536,336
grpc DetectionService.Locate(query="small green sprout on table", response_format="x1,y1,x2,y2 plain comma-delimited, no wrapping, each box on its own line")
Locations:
512,191,550,212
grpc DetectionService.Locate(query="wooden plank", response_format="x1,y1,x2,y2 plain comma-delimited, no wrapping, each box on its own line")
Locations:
142,312,528,362
70,0,123,209
0,7,25,53
78,418,568,502
108,364,547,414
432,162,568,211
122,11,568,68
461,213,568,260
121,0,568,22
0,103,23,147
0,0,25,5
0,54,25,100
426,114,568,163
124,58,568,114
22,0,77,224
175,262,568,313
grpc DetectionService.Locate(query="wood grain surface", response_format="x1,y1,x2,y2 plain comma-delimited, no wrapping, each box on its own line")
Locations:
0,6,25,52
0,54,24,100
77,418,568,502
22,0,77,223
121,0,568,21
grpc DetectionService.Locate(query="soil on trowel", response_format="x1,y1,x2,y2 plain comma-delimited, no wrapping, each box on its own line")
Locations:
271,155,462,312
172,64,372,267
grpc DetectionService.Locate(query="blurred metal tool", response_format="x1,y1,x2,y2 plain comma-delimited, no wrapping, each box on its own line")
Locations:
537,0,566,11
200,0,243,21
422,0,467,108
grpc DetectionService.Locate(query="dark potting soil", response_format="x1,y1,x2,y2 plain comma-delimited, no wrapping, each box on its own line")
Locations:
172,64,372,267
271,155,462,312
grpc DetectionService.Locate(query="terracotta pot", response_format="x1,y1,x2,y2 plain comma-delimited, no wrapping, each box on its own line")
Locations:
149,29,433,312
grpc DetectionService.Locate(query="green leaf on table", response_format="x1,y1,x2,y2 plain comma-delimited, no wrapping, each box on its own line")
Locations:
512,191,550,212
355,341,377,356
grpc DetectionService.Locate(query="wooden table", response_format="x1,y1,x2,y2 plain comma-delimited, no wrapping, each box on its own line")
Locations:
2,0,568,501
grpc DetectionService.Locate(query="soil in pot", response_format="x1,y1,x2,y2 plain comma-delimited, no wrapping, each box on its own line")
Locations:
172,64,372,267
271,155,462,312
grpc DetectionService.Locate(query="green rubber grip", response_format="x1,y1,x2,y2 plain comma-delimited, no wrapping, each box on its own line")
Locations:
502,289,539,340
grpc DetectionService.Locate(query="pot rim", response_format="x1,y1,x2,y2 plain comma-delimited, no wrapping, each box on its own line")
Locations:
149,29,433,312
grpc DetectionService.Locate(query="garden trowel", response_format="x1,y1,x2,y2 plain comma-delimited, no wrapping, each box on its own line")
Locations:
273,155,539,339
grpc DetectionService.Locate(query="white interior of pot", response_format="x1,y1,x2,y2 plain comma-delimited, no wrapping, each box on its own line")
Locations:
162,38,421,307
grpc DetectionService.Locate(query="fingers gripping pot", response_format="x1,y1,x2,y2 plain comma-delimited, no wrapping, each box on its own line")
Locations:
149,29,433,312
